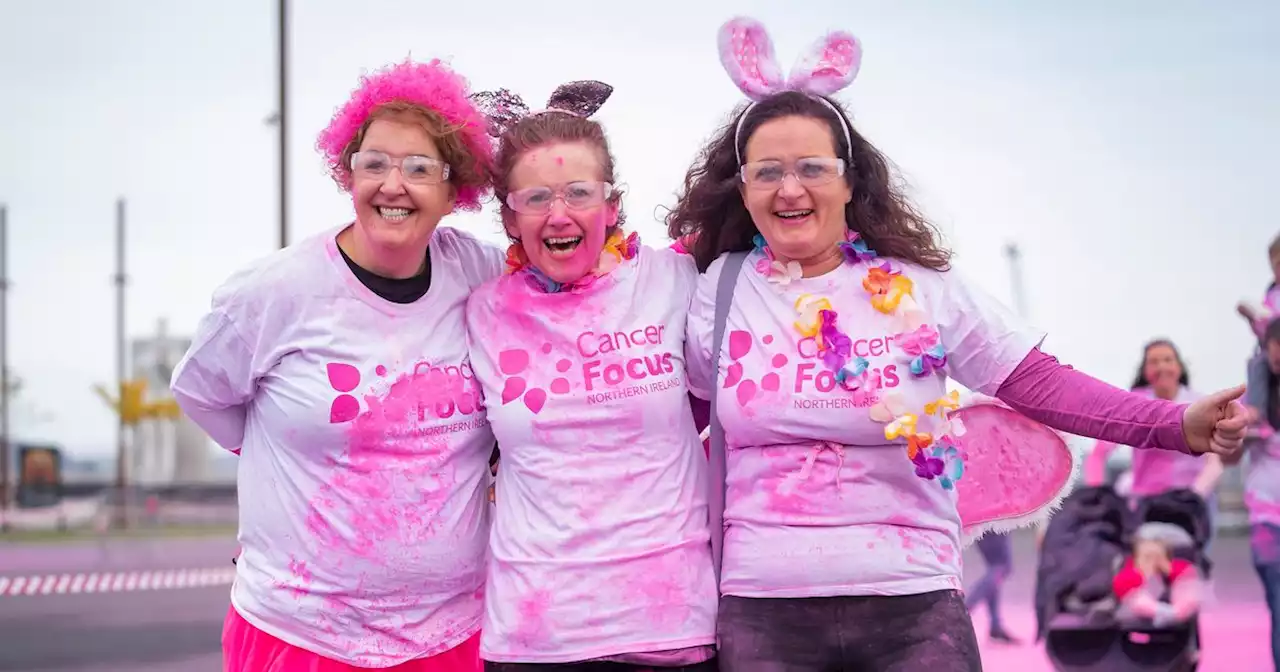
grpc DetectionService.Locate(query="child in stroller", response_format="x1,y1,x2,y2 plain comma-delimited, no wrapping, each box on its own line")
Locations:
1035,485,1212,672
1113,522,1203,628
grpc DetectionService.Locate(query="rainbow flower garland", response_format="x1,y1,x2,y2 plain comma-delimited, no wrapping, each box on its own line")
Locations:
506,229,639,293
754,231,966,488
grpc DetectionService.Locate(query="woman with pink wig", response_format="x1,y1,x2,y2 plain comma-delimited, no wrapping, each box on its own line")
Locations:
171,60,503,671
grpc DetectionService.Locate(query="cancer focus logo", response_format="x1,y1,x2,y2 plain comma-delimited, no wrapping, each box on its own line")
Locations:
721,331,786,406
495,344,573,415
326,360,481,423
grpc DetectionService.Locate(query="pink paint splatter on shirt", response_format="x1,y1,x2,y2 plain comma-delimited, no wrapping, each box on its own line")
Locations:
509,589,555,651
287,557,313,599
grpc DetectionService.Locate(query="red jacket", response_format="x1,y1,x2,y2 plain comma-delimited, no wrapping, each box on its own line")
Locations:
1113,556,1194,600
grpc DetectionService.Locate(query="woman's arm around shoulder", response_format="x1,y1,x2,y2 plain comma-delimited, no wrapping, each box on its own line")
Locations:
682,253,729,401
433,226,507,289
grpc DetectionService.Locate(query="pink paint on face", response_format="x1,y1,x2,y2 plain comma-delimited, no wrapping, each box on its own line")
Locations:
504,141,617,285
341,118,458,279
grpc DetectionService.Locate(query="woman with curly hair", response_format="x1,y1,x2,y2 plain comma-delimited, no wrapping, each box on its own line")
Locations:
667,17,1249,671
171,59,503,671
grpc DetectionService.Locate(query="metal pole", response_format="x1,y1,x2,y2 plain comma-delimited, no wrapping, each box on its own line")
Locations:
1004,242,1029,319
277,0,289,249
114,198,128,527
0,205,9,530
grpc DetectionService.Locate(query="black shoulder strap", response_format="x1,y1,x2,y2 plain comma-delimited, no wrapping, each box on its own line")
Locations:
708,251,749,584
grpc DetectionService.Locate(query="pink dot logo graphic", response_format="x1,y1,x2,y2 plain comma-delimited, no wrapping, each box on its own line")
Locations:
497,344,572,415
327,362,362,423
721,331,783,406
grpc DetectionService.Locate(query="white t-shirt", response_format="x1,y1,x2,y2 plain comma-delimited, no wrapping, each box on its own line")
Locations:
465,246,718,663
686,250,1043,598
170,225,503,666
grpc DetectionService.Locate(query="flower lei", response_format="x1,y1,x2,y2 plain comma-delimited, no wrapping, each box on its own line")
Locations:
505,229,640,293
754,230,967,488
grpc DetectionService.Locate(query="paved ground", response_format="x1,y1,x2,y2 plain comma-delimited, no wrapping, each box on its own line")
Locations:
1,536,236,576
0,534,236,672
0,586,228,671
0,530,1271,671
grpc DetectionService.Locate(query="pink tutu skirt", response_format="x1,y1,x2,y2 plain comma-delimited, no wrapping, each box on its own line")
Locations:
222,605,481,671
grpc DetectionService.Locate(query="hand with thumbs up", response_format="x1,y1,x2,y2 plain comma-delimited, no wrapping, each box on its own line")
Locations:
1181,385,1248,459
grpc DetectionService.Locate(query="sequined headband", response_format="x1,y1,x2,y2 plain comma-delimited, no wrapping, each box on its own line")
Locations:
469,80,613,138
717,17,862,165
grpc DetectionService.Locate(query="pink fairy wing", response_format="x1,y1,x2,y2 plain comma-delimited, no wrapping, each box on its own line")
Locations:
786,29,863,97
949,401,1077,546
717,16,786,100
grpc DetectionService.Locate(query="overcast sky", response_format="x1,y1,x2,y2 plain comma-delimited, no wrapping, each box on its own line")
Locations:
1,1,1275,458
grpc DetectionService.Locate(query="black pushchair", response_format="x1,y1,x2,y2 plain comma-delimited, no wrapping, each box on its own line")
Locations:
1035,486,1212,672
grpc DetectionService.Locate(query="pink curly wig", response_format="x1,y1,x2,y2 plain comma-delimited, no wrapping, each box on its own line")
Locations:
316,59,494,211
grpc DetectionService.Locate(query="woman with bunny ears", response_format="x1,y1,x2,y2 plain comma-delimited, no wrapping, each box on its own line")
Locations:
172,60,504,671
667,17,1251,670
465,83,718,670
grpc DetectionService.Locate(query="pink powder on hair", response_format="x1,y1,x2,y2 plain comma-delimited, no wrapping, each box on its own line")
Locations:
316,59,494,210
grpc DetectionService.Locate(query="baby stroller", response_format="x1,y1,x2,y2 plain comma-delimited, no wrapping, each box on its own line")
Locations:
1034,486,1212,672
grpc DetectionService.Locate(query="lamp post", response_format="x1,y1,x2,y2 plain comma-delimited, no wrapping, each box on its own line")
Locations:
0,205,9,528
114,198,129,527
276,0,289,249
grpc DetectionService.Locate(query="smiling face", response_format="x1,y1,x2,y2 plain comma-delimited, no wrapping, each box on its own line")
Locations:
1142,343,1184,398
345,116,457,276
503,141,617,284
740,114,853,270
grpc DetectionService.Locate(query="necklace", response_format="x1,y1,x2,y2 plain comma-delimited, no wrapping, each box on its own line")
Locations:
505,229,639,293
752,229,967,487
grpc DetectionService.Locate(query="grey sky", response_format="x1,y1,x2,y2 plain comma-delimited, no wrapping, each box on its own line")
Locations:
1,1,1275,456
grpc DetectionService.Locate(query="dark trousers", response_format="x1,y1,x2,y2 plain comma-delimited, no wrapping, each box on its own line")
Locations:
964,532,1014,634
1253,523,1280,672
485,660,716,671
716,590,983,671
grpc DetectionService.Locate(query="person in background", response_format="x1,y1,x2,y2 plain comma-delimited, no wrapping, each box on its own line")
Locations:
667,16,1250,671
1239,234,1280,422
1236,234,1280,342
964,532,1020,644
1084,340,1224,517
1112,522,1204,627
1242,317,1280,671
171,60,503,672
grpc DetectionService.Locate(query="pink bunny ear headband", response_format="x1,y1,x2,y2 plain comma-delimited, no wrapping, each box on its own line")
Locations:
717,17,863,165
470,80,613,138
